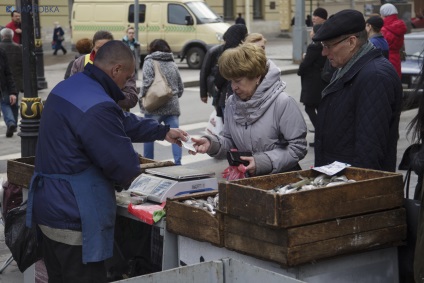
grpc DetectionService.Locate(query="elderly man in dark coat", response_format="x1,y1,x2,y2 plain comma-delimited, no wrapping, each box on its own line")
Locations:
0,28,23,92
312,9,402,172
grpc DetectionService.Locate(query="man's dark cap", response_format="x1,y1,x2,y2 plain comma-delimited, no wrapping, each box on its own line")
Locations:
313,8,328,20
366,16,384,29
312,9,365,42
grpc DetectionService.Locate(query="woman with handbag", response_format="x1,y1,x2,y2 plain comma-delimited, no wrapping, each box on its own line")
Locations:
140,39,184,165
52,21,67,55
404,49,424,282
191,43,307,177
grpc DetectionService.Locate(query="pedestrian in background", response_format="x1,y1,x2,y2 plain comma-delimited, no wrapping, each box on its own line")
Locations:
122,26,140,74
0,28,23,93
64,38,92,79
235,13,246,25
366,16,389,59
313,9,402,172
297,24,327,140
380,3,407,78
26,41,188,282
5,11,21,44
52,22,67,55
0,48,18,137
70,30,138,110
191,44,307,176
140,39,184,165
244,33,267,50
312,8,327,25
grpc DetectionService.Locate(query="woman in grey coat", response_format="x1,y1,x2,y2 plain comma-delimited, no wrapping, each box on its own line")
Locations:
191,44,307,176
140,39,184,165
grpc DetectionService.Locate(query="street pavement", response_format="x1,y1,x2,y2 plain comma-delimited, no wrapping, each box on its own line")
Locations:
0,33,419,281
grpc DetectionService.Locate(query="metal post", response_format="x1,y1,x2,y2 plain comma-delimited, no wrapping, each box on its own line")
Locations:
134,0,140,77
293,0,307,63
19,0,43,157
33,0,47,90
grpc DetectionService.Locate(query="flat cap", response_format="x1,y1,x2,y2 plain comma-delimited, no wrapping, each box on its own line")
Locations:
312,9,365,42
366,16,384,29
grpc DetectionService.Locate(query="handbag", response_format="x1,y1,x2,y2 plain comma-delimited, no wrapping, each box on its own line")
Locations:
141,61,173,112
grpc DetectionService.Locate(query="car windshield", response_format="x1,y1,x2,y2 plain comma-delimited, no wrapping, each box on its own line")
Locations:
186,2,222,23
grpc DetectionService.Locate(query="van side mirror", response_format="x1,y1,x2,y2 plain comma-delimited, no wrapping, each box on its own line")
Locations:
185,15,194,25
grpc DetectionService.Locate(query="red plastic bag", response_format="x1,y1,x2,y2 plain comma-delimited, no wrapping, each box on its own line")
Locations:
222,164,247,180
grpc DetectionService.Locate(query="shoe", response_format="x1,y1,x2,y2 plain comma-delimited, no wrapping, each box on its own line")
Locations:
6,124,16,138
53,53,57,55
63,50,67,55
309,142,315,147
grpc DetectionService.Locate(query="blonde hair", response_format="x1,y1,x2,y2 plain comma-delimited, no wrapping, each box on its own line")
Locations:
244,33,267,45
218,43,267,80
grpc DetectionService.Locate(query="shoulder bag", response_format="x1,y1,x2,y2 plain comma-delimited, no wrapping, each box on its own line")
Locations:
142,60,173,112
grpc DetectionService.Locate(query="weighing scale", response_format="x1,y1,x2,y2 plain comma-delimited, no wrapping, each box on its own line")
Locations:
128,166,218,203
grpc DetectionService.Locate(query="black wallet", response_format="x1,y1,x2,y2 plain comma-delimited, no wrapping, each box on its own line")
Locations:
226,151,252,166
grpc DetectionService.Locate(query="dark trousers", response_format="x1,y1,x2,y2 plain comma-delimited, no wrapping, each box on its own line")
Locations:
304,104,318,129
41,233,107,283
53,41,67,55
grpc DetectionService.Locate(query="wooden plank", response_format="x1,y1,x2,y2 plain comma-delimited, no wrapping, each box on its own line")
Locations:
287,225,406,266
287,208,406,246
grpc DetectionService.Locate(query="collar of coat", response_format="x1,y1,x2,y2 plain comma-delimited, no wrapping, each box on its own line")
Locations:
83,63,125,103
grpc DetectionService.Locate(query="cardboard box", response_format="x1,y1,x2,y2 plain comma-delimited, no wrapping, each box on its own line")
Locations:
166,191,224,247
219,167,404,228
7,155,174,188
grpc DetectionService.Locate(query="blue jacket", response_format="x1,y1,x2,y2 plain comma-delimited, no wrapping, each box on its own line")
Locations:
26,63,169,263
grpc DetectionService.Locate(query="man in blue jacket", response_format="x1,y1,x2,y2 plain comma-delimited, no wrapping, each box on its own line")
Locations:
313,10,402,172
26,41,187,282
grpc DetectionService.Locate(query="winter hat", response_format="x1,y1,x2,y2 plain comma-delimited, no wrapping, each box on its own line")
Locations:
366,16,384,29
313,8,328,20
380,3,398,17
223,24,248,50
313,9,365,42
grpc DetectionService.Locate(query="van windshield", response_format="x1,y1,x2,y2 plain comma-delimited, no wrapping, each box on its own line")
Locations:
186,2,223,24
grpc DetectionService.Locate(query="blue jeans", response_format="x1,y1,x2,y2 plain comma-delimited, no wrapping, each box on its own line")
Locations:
143,114,182,165
1,95,18,127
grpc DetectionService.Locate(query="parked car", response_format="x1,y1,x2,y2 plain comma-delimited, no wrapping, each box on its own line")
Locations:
401,32,424,109
401,31,424,89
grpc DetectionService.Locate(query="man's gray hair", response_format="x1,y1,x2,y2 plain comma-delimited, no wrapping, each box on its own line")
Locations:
0,28,14,40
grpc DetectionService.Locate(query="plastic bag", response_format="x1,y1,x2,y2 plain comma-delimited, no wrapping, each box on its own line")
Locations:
4,201,42,272
205,110,223,136
222,164,247,180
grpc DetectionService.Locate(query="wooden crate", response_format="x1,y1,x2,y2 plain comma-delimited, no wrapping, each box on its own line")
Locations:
166,191,224,247
7,155,174,188
224,208,406,267
219,167,404,228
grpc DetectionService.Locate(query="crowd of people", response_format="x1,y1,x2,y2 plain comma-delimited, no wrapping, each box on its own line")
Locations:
0,4,422,282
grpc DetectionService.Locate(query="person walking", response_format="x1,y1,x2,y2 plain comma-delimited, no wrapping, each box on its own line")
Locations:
140,39,184,165
52,22,67,55
297,24,327,140
5,11,21,44
122,26,141,74
312,9,402,172
25,41,188,282
235,13,246,25
380,3,407,78
0,48,18,137
366,16,389,59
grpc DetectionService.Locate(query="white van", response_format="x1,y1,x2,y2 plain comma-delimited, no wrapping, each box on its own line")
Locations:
71,0,230,69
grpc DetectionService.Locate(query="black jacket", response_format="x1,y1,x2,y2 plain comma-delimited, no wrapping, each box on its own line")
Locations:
0,39,23,92
297,42,327,105
0,48,17,98
314,49,402,172
199,44,223,99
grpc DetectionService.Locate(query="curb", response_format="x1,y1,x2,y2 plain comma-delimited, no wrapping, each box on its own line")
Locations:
183,67,299,88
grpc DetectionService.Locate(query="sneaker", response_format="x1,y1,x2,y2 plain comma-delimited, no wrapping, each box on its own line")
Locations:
6,124,16,138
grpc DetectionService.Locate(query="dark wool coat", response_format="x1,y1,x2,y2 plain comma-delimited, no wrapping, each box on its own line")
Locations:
314,49,402,172
0,48,17,98
297,42,327,105
0,39,22,92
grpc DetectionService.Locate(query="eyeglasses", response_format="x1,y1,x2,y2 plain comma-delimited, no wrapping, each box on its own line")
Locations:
321,36,352,50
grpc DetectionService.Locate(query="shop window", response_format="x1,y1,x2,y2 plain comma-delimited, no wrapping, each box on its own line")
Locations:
223,0,234,21
253,0,263,19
